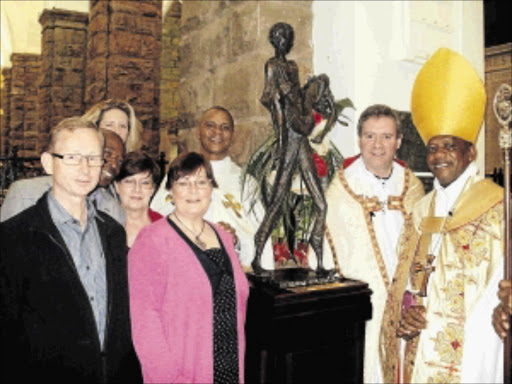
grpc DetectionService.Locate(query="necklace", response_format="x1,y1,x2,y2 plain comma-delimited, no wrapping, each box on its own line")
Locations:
173,212,207,249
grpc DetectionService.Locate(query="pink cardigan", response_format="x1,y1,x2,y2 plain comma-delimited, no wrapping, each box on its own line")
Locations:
128,218,249,384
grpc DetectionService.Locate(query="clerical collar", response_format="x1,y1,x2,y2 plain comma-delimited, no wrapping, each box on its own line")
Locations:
371,167,393,181
433,161,477,216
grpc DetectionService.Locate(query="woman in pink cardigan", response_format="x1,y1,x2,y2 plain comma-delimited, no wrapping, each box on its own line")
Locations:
128,152,249,384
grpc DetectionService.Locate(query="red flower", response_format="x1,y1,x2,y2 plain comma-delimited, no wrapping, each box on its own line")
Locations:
313,153,328,177
313,112,324,126
293,241,309,267
273,241,291,266
462,244,470,250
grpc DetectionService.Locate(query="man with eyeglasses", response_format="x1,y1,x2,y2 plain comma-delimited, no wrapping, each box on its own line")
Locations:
389,48,505,383
0,128,126,224
0,117,142,383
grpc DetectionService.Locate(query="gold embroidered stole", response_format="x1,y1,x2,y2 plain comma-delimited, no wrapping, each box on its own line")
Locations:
338,166,419,383
337,166,411,288
403,178,502,383
380,200,436,384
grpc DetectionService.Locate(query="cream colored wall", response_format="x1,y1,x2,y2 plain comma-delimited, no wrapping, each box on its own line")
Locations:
0,0,89,67
1,1,174,67
312,0,485,172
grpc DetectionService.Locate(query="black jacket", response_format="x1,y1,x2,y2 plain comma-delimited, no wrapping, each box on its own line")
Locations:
0,193,142,383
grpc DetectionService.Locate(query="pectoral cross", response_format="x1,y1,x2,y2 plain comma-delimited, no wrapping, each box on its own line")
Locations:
414,254,436,297
222,193,242,218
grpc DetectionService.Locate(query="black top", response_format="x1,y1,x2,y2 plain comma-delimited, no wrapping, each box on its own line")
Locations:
167,217,233,293
167,216,239,383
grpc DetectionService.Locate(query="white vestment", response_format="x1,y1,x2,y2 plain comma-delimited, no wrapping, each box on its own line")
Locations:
408,163,503,384
323,157,424,383
150,156,274,269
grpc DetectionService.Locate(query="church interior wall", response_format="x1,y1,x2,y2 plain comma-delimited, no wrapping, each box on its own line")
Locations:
0,0,493,174
178,0,313,165
312,0,485,173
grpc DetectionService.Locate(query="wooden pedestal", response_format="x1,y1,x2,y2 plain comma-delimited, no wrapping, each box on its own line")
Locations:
245,276,372,383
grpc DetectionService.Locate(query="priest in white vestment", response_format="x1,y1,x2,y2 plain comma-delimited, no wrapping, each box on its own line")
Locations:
323,104,424,383
150,106,273,269
394,48,504,384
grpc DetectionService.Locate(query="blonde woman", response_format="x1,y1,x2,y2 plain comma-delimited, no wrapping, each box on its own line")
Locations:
83,99,142,151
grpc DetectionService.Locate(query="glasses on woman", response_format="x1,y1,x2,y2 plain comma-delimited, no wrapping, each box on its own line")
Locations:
174,178,212,190
120,178,154,190
51,153,104,167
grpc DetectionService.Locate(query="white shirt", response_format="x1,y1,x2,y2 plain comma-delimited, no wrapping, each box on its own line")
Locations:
345,157,405,280
429,161,478,257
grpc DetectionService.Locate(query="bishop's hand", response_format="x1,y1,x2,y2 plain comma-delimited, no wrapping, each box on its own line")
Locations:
396,305,427,340
216,221,238,247
493,279,512,339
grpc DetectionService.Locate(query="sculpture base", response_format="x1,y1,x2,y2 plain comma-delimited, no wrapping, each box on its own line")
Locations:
247,267,339,289
245,276,372,383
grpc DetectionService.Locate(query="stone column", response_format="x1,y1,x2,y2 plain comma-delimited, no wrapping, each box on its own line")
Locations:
39,9,89,153
1,68,12,155
159,0,181,161
9,54,41,158
86,0,162,155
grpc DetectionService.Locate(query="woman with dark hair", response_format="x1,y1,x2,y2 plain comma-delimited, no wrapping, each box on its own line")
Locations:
128,151,249,384
114,151,162,247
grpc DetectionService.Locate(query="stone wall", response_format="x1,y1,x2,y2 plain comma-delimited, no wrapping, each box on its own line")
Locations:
485,43,512,174
1,68,12,155
159,0,181,162
9,54,41,158
39,9,89,153
86,0,162,155
179,1,313,165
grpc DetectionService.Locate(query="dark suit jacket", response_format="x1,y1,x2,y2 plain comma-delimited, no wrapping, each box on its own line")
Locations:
0,193,142,383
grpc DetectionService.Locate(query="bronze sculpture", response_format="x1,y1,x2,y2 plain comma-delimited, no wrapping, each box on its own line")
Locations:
252,22,337,276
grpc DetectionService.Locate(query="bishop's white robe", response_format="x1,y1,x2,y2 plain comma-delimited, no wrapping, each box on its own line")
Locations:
402,163,504,384
322,156,424,383
150,156,274,269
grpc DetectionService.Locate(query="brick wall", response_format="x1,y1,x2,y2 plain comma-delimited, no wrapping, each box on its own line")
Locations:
179,1,313,165
39,9,89,153
159,0,181,162
86,0,162,155
1,68,12,155
9,54,41,158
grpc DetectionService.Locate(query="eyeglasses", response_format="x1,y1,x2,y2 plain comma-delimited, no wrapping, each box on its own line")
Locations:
51,153,104,167
425,143,459,154
120,178,154,190
174,179,212,190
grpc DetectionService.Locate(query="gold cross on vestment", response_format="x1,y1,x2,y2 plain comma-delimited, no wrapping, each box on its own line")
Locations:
222,193,242,218
414,254,436,297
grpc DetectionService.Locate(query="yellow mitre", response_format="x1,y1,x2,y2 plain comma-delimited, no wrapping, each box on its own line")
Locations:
411,48,486,144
